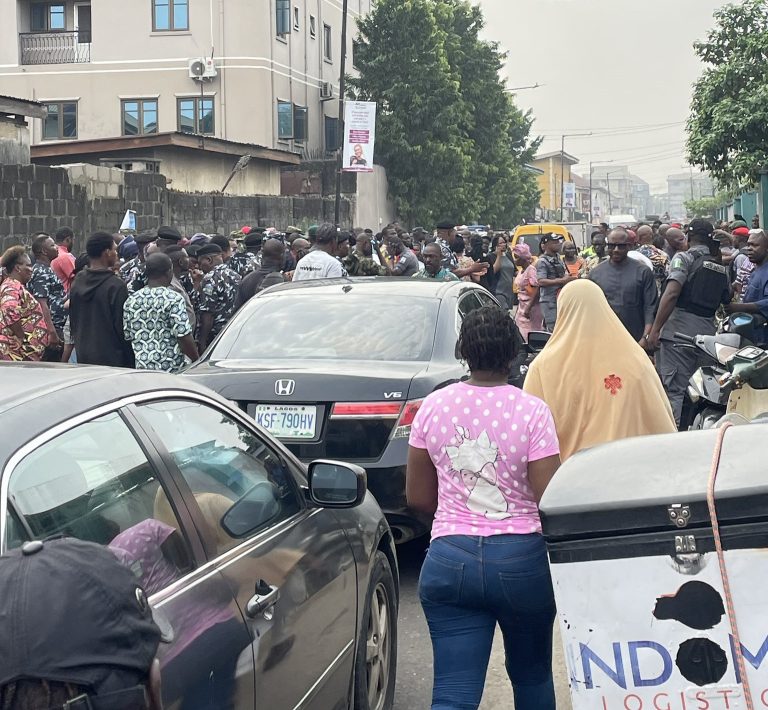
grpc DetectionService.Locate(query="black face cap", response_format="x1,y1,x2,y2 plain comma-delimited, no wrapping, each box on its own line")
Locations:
157,225,182,242
0,538,161,694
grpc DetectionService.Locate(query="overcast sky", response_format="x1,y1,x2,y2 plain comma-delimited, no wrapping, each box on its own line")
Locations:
476,0,725,193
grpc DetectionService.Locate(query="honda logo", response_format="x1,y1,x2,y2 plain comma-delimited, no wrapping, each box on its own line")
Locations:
275,379,296,396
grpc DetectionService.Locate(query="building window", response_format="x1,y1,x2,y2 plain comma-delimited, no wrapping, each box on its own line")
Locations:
177,97,214,135
293,105,307,142
352,40,360,69
122,99,158,136
323,24,332,60
276,0,290,36
277,100,292,140
293,6,300,30
153,0,189,31
309,15,316,37
43,101,77,140
325,116,340,152
31,3,66,32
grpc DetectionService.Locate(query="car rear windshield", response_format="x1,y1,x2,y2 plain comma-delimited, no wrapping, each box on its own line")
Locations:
210,295,439,362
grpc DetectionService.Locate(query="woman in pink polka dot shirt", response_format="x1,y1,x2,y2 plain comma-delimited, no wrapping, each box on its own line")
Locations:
407,305,561,710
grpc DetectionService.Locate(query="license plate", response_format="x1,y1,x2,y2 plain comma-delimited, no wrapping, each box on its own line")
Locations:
253,404,318,439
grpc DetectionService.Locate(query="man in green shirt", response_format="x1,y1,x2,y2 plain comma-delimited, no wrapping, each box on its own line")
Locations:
412,243,459,281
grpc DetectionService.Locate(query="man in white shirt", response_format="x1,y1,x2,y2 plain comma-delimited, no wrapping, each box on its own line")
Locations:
293,223,349,281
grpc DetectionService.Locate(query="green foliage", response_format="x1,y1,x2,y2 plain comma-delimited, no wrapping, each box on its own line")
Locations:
349,0,540,227
684,196,719,218
687,0,768,188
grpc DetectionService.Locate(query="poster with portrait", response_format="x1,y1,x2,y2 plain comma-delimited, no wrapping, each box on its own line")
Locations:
342,101,376,173
563,182,576,209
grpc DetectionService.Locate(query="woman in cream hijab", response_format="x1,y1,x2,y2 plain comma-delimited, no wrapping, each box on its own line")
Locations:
524,279,676,462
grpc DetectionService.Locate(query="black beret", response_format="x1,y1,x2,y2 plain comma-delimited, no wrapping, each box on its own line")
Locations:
196,243,223,257
157,225,182,242
134,230,158,245
244,233,263,247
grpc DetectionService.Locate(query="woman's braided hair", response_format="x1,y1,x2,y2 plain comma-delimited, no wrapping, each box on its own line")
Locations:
458,305,520,374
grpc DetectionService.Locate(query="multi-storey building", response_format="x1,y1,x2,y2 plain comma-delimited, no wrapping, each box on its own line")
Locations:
667,171,715,221
1,0,370,194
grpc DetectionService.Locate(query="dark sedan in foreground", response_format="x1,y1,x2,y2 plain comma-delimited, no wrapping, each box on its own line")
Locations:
0,364,397,710
184,277,504,542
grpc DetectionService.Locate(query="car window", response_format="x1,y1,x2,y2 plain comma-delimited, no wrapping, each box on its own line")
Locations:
136,400,303,554
211,296,439,362
458,291,483,319
474,290,499,309
5,412,193,593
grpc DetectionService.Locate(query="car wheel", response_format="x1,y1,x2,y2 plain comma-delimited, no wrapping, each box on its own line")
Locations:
354,550,397,710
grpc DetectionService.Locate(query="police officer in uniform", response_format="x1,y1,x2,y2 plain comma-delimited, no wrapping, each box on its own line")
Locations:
649,218,731,427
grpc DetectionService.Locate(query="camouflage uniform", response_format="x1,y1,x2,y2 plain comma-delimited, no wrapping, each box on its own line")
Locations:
28,262,67,333
197,264,241,342
343,251,385,276
227,251,260,279
119,257,147,294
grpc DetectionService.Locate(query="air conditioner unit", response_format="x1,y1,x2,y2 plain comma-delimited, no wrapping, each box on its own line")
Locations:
188,57,217,80
320,82,333,100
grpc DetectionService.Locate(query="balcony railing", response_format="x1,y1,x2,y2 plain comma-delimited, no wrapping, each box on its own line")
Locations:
20,32,91,65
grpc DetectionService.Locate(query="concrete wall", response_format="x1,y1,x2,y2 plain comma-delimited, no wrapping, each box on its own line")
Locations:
281,160,398,230
0,117,31,165
354,165,397,231
0,161,353,252
168,193,351,235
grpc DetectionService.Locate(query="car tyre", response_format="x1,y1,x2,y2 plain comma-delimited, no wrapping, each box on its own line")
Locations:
354,550,397,710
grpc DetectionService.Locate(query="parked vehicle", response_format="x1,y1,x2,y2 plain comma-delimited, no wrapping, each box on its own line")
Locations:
510,223,575,255
680,314,768,429
184,277,505,543
0,364,398,710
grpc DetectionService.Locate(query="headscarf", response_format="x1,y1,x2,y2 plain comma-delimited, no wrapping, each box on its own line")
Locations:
523,280,676,462
512,243,532,259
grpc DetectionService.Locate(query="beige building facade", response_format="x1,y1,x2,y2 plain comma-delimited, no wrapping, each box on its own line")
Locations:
0,0,371,193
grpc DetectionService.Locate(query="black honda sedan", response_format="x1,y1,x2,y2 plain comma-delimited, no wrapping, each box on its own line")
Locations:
184,277,506,542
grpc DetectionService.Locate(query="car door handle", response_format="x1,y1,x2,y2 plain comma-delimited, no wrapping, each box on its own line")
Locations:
246,581,280,618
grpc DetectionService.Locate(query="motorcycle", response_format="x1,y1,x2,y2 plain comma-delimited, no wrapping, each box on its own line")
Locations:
679,314,768,430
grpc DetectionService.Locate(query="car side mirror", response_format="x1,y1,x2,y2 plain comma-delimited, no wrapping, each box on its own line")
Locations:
220,481,281,538
308,460,367,508
527,331,551,353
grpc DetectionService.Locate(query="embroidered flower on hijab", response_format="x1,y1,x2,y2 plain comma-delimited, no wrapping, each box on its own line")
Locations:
604,374,623,395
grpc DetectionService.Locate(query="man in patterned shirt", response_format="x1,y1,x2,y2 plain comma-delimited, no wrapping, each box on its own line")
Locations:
196,243,241,351
123,253,198,372
29,233,66,359
636,225,669,294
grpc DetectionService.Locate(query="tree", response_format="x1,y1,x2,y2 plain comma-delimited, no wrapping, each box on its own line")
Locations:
440,0,541,226
687,0,768,188
684,196,719,218
349,0,540,226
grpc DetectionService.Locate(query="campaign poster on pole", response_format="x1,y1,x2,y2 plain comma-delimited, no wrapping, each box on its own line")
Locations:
342,101,376,173
563,182,576,210
119,209,137,231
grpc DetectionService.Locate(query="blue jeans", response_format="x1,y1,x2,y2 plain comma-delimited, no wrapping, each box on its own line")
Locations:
419,534,556,710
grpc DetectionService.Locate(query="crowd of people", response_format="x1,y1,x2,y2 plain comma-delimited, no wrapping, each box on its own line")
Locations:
1,213,767,710
403,214,768,710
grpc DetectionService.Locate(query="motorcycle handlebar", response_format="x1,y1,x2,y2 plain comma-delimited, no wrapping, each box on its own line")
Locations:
674,333,696,344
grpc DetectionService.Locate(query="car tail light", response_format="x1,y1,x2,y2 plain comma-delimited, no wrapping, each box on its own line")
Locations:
331,402,403,419
391,399,423,439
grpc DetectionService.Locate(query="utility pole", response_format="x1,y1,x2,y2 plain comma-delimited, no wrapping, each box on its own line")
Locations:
560,132,592,221
589,160,615,224
333,0,349,227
